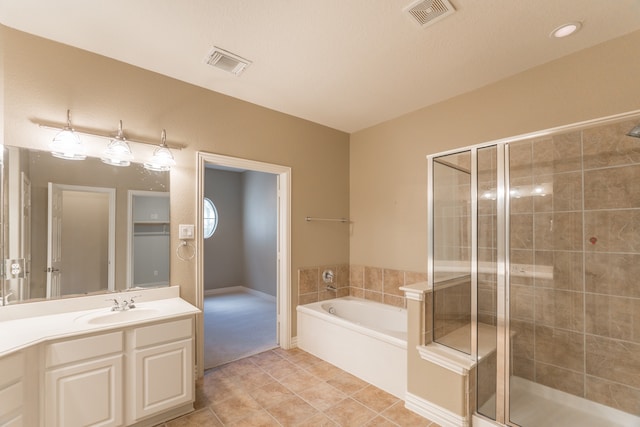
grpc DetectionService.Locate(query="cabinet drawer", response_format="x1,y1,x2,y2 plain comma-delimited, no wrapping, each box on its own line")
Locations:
0,352,24,387
0,381,23,419
132,318,192,348
46,331,123,368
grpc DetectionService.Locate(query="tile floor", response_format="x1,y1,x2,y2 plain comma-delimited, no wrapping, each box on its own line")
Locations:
158,348,440,426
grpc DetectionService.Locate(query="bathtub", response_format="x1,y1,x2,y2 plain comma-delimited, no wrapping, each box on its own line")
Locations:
296,297,407,398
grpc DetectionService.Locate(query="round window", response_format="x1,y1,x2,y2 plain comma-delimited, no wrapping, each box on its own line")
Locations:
203,197,218,239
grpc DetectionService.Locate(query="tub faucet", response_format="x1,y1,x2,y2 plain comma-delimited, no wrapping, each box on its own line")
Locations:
326,284,337,292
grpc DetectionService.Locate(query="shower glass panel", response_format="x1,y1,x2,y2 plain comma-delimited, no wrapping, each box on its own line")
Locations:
432,151,472,354
508,117,640,426
428,113,640,427
476,145,498,420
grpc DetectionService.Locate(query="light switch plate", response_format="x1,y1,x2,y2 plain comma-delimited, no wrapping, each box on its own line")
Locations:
179,224,195,240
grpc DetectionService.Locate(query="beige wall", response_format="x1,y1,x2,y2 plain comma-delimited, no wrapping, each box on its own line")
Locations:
350,29,640,272
1,26,350,336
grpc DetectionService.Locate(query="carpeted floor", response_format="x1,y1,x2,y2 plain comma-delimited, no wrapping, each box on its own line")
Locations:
203,289,277,369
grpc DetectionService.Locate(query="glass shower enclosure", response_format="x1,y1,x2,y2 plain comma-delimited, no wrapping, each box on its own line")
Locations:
428,112,640,426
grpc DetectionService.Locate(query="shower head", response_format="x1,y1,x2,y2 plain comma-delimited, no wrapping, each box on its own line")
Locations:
628,124,640,138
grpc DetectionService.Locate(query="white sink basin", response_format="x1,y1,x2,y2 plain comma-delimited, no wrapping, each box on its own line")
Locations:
76,308,160,325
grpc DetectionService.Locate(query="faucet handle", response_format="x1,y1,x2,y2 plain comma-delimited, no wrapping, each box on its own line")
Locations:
106,297,121,311
127,294,142,309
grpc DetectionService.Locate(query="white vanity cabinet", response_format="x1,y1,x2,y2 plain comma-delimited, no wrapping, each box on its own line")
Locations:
44,331,124,427
126,318,193,424
0,351,26,427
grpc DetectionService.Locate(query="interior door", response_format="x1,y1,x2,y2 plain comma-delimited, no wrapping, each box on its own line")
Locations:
46,183,63,298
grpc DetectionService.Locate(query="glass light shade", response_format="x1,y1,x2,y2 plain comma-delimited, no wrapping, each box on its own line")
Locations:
144,145,176,172
101,138,133,167
49,128,86,160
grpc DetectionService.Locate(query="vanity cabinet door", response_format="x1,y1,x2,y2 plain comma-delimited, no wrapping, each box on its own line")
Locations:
0,352,25,427
44,331,124,427
128,318,193,423
45,354,123,427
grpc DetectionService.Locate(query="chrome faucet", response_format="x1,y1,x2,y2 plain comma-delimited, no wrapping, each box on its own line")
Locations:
326,284,337,292
108,295,140,311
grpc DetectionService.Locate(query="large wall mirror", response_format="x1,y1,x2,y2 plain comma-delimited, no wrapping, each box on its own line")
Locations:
0,145,170,305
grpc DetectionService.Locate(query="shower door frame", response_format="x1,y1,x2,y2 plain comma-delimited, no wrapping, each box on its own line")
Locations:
428,142,510,425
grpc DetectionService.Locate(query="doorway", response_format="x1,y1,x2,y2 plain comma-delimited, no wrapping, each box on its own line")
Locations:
196,152,291,376
46,183,115,298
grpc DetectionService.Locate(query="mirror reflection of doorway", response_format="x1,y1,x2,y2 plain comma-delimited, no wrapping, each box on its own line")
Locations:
46,183,115,298
127,191,170,288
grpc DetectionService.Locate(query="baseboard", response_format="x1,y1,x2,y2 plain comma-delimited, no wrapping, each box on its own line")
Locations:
404,392,469,427
290,336,298,348
204,286,276,302
204,286,245,296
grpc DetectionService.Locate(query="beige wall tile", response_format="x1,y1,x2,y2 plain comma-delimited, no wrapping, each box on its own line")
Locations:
299,268,319,294
364,267,383,292
583,119,640,170
585,294,640,343
585,253,640,298
383,294,405,308
534,288,584,332
364,290,383,303
405,271,427,285
585,164,640,210
510,176,535,214
350,265,365,288
509,141,533,179
510,214,534,250
586,335,640,389
298,293,318,306
510,284,534,322
535,362,584,397
535,326,584,372
383,269,403,296
532,132,583,174
534,212,583,251
585,375,640,416
585,210,640,253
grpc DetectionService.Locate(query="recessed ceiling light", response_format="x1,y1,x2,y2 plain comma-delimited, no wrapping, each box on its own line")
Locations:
550,22,582,38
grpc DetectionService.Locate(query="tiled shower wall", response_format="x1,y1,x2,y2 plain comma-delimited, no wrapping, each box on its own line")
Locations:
297,264,426,308
510,118,640,416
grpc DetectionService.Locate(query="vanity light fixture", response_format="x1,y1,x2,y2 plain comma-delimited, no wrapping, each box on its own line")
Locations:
144,129,176,172
35,112,184,166
550,21,582,38
49,110,87,160
101,120,134,167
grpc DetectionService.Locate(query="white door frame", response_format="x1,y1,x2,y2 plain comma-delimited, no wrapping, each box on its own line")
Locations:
196,152,291,377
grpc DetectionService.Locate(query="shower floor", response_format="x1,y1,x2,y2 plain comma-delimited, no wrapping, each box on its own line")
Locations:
478,376,638,427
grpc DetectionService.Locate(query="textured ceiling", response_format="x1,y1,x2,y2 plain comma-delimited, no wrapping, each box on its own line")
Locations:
1,0,640,132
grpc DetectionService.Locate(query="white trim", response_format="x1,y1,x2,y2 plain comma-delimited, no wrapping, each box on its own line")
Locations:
290,336,298,348
417,344,475,375
400,281,430,301
203,286,277,302
405,392,469,427
195,152,291,378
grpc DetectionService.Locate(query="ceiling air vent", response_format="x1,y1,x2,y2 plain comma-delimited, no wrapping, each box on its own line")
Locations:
404,0,455,28
205,47,252,76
